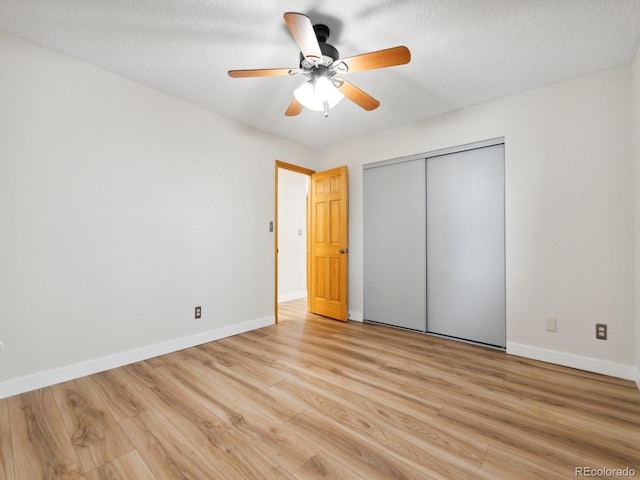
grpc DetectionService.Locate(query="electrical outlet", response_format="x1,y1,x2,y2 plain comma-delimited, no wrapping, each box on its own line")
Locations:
596,323,607,340
545,316,557,332
195,306,202,319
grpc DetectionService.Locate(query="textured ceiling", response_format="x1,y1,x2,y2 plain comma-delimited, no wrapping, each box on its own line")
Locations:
1,1,640,149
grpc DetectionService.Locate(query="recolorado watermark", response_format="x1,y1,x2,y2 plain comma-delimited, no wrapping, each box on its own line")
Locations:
575,466,636,477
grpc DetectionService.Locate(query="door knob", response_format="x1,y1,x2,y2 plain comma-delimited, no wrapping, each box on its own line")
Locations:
339,248,349,254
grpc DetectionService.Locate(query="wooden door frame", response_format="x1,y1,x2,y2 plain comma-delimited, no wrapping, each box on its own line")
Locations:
275,160,315,323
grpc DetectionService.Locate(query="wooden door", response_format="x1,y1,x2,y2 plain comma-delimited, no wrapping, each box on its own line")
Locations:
309,166,349,321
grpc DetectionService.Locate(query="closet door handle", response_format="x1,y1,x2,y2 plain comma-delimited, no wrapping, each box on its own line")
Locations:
339,248,349,254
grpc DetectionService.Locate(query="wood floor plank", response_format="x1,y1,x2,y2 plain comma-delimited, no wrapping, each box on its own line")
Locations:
293,452,368,480
247,326,409,391
269,357,442,420
198,341,286,387
270,359,486,465
481,446,569,480
390,347,505,385
502,372,640,425
211,334,284,368
0,398,15,480
123,360,294,480
286,409,437,480
51,377,135,473
275,330,388,370
152,358,318,474
434,403,639,477
85,450,157,480
378,341,508,386
488,376,640,444
401,374,640,469
85,367,153,422
120,408,224,479
8,389,86,479
433,404,582,477
273,380,498,480
150,349,302,425
218,330,304,366
389,356,639,449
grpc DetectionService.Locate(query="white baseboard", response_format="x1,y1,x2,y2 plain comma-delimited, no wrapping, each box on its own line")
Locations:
0,315,274,400
507,342,637,382
278,291,307,303
348,310,363,322
633,367,640,391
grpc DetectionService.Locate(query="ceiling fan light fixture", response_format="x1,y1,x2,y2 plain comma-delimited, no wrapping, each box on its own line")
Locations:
294,76,344,114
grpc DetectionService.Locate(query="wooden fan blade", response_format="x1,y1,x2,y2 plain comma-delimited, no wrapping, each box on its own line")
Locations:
336,79,380,111
284,12,322,62
338,46,411,73
285,97,304,116
228,68,294,78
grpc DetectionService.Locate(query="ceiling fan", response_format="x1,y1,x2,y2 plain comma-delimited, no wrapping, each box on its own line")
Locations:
228,12,411,117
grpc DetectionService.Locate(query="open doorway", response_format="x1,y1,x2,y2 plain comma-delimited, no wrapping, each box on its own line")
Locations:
275,161,314,323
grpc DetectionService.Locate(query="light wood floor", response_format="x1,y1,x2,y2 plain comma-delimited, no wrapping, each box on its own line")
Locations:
2,299,639,479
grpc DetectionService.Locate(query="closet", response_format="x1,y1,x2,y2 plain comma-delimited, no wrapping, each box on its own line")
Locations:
363,138,505,349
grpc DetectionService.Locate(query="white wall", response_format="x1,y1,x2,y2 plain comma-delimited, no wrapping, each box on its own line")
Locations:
319,65,636,378
633,46,640,388
277,169,308,302
0,31,316,398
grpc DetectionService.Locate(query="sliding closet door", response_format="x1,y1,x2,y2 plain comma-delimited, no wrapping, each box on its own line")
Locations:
426,144,505,347
363,159,426,331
